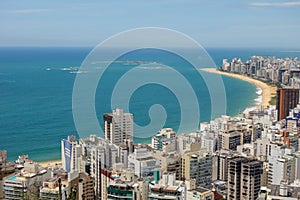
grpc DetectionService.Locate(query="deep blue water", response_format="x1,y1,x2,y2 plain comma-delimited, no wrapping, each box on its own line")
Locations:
1,47,299,161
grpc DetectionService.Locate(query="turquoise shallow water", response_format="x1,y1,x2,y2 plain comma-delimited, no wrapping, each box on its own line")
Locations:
0,47,299,161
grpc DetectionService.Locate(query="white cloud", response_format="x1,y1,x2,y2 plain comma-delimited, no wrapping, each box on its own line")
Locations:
0,9,52,14
249,1,300,7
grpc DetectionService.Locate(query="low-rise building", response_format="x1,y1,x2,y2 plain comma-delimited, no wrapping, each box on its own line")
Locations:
186,187,214,200
128,145,160,181
39,177,69,200
3,162,50,200
152,128,176,151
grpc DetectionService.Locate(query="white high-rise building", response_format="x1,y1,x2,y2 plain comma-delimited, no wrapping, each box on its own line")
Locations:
91,146,105,198
61,135,81,173
268,154,296,185
79,135,119,199
103,108,133,145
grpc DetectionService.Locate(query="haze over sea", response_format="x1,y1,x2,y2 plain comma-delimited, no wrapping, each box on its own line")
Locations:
1,47,300,161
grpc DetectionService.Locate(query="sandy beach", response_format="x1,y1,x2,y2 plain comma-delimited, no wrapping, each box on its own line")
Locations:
38,160,62,167
200,68,277,108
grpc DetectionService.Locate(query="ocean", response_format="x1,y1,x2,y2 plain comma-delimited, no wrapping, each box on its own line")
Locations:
0,47,300,161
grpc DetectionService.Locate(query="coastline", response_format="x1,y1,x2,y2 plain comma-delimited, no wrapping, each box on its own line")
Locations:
38,160,62,167
200,68,277,108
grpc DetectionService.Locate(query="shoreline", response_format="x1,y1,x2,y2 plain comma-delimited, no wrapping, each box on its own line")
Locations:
200,68,277,108
30,68,277,162
37,159,62,167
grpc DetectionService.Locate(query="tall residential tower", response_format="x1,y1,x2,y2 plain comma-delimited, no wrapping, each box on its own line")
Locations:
227,157,263,200
103,108,133,145
276,88,299,120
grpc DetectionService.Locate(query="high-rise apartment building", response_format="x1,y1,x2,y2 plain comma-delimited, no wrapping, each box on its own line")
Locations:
218,130,241,151
268,155,296,186
227,157,243,200
240,160,263,200
214,150,235,181
103,108,133,145
61,135,81,173
276,88,299,120
181,152,213,189
78,173,95,200
79,135,119,199
227,157,263,200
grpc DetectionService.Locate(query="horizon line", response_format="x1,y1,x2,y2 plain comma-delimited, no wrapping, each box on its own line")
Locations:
0,45,300,50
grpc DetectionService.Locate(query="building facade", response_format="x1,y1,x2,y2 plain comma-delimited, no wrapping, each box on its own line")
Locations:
104,108,133,145
227,157,263,200
277,88,299,120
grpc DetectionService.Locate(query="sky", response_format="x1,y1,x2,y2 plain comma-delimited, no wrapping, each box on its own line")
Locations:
0,0,299,48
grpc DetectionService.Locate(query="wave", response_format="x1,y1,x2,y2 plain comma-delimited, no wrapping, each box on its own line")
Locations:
243,106,258,114
256,87,262,95
243,86,262,114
